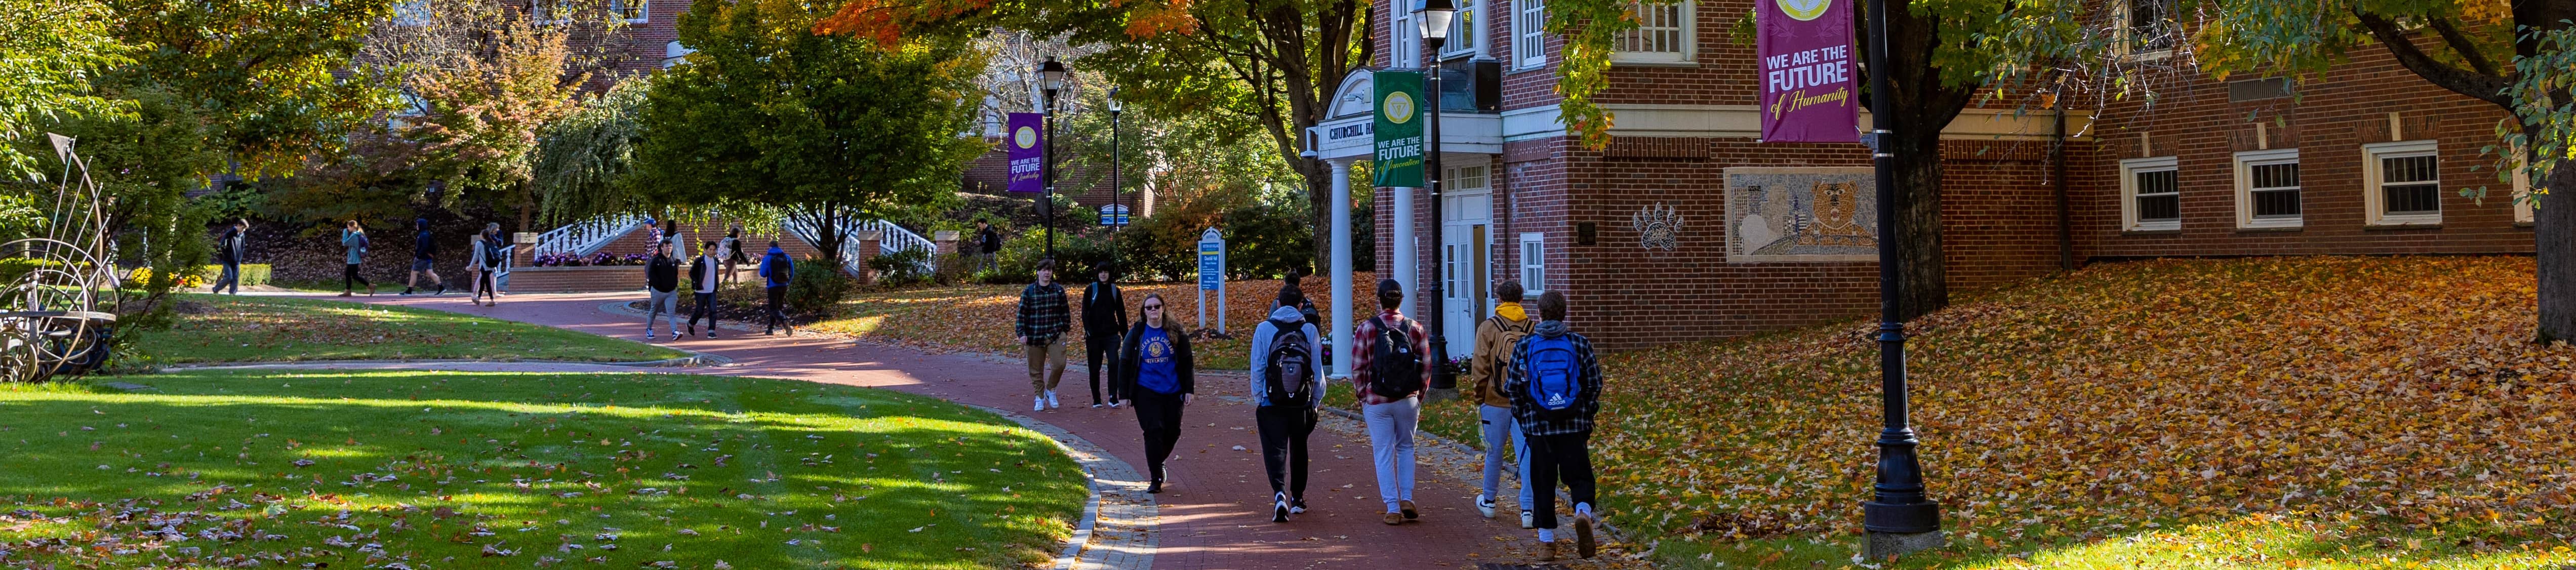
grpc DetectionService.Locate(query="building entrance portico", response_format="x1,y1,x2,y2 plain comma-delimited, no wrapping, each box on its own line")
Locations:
1308,69,1506,376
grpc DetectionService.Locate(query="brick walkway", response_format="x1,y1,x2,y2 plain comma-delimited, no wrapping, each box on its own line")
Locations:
292,291,1587,569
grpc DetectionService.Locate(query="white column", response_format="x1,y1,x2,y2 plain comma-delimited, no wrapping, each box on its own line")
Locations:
1329,159,1356,380
1391,181,1416,315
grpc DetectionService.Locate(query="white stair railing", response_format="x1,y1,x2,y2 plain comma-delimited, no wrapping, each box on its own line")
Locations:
778,215,937,277
532,213,646,258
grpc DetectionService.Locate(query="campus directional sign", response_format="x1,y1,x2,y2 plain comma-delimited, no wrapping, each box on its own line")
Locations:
1099,203,1131,227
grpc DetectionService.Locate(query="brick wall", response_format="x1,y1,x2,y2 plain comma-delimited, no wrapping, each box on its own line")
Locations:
2077,36,2534,259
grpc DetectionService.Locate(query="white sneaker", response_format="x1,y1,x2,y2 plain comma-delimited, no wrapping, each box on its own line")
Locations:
1033,396,1046,412
1044,390,1060,410
1520,510,1535,529
1476,493,1496,518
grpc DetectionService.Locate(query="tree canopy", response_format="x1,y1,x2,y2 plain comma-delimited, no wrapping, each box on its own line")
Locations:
0,0,132,182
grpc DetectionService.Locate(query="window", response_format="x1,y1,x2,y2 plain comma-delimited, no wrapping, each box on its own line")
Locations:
1392,4,1419,67
2364,140,2442,226
1611,0,1692,65
2232,148,2302,229
1519,232,1546,295
1514,0,1547,67
528,0,569,23
1445,0,1479,57
611,0,646,22
1447,164,1489,191
2114,0,2173,60
2120,156,2180,231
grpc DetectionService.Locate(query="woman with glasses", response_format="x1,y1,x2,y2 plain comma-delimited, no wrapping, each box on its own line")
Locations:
1117,293,1194,494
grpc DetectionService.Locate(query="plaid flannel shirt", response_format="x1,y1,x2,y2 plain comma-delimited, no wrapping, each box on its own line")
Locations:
1350,309,1432,405
1505,325,1603,436
1016,282,1071,345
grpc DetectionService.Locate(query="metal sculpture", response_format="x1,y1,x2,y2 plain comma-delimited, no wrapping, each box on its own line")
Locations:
0,133,120,382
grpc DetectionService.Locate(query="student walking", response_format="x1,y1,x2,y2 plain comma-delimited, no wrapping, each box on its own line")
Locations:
469,223,504,306
687,241,721,339
720,225,747,289
758,241,794,336
1473,280,1537,527
1082,265,1130,408
1116,293,1192,494
645,242,682,340
1506,291,1604,560
210,219,247,295
1352,278,1431,526
974,220,1001,273
1016,259,1072,412
403,218,445,295
1247,281,1321,522
340,220,373,297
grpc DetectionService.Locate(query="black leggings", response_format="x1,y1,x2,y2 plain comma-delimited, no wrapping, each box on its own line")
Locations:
476,269,497,300
1132,390,1185,478
344,264,370,292
1526,431,1598,530
1085,334,1121,404
1256,405,1316,500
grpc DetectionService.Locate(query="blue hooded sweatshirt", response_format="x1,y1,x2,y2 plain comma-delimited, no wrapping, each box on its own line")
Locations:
758,246,792,288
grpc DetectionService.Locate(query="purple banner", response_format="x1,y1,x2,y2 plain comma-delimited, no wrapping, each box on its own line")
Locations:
1757,0,1858,143
1007,112,1044,193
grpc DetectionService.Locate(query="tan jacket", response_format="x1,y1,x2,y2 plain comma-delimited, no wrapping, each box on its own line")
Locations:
1470,303,1535,408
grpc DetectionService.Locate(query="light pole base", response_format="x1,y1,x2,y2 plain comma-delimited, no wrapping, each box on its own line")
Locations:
1863,530,1945,560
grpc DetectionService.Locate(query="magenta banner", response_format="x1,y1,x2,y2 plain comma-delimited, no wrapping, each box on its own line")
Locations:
1007,112,1044,193
1757,0,1858,143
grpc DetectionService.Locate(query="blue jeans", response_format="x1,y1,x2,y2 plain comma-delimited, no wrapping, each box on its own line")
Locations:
211,262,240,295
1480,404,1533,511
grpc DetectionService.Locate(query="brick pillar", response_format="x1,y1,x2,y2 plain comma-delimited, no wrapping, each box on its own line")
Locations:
512,232,539,267
855,231,882,284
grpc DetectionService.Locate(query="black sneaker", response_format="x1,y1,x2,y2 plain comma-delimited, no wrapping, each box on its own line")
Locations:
1272,494,1290,522
1289,499,1307,514
434,284,447,295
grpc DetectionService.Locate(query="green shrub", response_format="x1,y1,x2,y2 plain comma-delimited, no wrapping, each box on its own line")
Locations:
866,248,933,287
1219,202,1312,280
786,257,852,313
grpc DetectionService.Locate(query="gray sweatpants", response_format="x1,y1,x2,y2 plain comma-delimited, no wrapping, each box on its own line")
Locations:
646,289,678,334
1480,403,1533,511
1364,396,1421,513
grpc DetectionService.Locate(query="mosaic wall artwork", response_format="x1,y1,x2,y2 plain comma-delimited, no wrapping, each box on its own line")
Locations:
1723,167,1878,262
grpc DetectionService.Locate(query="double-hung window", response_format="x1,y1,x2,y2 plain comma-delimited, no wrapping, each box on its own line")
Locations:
2363,140,2442,226
610,0,646,22
2233,148,2302,229
2121,156,2180,231
2114,0,2173,60
1518,233,1546,296
1610,0,1691,65
1514,0,1547,67
1445,0,1480,58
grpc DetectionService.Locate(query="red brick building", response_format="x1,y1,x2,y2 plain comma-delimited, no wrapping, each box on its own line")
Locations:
1302,0,2537,365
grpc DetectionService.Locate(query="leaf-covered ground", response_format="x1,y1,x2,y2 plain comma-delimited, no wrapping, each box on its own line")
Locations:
131,295,686,364
0,370,1086,569
1408,255,2575,568
814,275,1379,371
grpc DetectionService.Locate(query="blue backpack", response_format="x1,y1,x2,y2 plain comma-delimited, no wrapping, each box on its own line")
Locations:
1522,336,1582,412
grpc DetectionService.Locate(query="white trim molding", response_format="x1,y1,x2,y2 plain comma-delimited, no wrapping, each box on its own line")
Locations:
2232,148,2303,230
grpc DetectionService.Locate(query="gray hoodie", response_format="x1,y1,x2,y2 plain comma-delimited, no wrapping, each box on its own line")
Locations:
1246,304,1322,408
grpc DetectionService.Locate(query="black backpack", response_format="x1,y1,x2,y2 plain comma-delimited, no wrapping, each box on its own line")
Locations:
1262,317,1314,406
1367,315,1424,399
482,238,506,269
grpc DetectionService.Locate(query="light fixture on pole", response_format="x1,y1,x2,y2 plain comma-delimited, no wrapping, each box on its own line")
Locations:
1108,87,1123,279
1417,0,1456,390
1037,56,1069,262
1859,0,1942,558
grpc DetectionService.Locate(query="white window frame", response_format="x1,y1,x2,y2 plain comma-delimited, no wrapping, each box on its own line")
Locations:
1518,232,1546,296
1513,0,1547,68
611,0,647,23
2112,0,2174,62
2362,140,2443,227
1608,0,1693,65
2232,148,2303,229
1391,2,1420,67
2120,156,2180,232
1443,0,1481,59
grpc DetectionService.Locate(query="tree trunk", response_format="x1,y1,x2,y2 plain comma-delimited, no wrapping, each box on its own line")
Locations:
1889,128,1948,321
2539,157,2576,342
1303,157,1333,276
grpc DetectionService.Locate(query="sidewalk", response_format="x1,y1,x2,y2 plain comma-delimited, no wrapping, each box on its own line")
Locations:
310,291,1576,569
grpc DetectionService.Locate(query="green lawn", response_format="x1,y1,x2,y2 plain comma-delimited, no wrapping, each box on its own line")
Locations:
0,370,1086,569
130,294,685,364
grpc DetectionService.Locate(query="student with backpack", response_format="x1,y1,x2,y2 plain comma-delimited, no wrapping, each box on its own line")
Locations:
1506,291,1604,561
340,220,373,297
1247,281,1321,522
1351,278,1431,526
1082,265,1130,408
1472,280,1536,527
644,241,682,340
1115,293,1193,494
210,219,246,295
470,223,506,306
688,240,721,338
404,218,445,296
758,241,794,336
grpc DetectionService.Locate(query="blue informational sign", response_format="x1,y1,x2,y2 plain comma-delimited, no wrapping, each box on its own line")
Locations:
1100,204,1131,227
1198,241,1223,291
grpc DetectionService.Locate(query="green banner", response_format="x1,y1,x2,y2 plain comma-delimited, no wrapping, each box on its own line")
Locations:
1372,70,1425,188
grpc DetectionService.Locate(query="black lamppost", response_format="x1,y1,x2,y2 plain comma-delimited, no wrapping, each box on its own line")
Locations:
1037,56,1069,261
1859,0,1942,556
1107,88,1124,276
1416,0,1456,390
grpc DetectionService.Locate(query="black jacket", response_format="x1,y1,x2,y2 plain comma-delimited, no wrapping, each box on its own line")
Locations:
647,254,679,292
1116,322,1195,396
977,227,1001,254
690,255,716,293
215,228,243,264
1082,281,1128,338
414,230,436,260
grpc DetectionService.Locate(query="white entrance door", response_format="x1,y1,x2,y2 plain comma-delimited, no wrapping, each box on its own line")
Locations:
1440,162,1494,360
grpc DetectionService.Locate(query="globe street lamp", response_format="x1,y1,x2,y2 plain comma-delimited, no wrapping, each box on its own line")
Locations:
1037,56,1069,261
1416,0,1456,389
